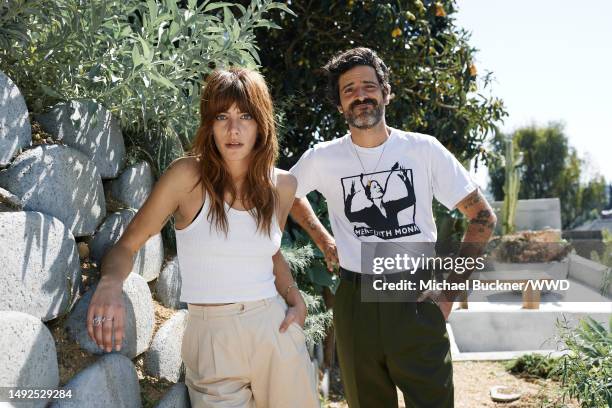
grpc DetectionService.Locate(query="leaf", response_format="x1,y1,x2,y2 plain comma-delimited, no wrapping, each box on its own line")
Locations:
254,20,281,30
205,26,225,33
131,44,143,67
307,264,337,288
148,70,176,90
203,2,235,13
138,36,153,62
146,0,158,18
268,2,297,17
168,21,180,40
39,84,64,99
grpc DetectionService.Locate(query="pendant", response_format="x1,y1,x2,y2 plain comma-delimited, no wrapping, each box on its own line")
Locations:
367,180,372,187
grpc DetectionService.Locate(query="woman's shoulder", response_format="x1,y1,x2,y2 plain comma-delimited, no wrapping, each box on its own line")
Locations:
163,155,201,190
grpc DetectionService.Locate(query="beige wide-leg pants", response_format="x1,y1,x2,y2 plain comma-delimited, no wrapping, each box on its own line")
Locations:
181,295,319,408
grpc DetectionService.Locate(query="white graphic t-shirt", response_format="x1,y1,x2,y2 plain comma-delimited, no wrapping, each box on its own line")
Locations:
289,128,477,273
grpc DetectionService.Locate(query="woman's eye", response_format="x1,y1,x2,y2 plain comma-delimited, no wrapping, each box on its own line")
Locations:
241,113,253,120
215,114,227,120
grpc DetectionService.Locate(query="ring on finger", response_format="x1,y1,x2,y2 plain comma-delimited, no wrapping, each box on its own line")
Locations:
92,315,113,326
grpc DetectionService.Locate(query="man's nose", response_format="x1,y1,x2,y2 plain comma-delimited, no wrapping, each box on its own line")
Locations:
356,87,368,99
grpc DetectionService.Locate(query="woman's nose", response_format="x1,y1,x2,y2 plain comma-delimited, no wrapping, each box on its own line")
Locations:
228,118,240,134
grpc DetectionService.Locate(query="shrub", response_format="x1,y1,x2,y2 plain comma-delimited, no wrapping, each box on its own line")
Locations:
505,353,561,379
556,316,612,408
0,0,293,174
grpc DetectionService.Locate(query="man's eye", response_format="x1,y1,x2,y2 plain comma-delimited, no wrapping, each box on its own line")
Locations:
344,88,353,94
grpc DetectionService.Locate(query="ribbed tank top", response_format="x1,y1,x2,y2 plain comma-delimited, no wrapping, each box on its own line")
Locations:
175,188,281,303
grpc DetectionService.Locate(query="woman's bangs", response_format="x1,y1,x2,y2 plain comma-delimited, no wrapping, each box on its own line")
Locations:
208,78,251,116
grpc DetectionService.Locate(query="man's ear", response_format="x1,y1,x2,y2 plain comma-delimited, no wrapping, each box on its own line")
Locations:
383,85,392,105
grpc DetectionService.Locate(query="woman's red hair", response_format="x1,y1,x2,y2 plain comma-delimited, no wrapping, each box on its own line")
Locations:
189,68,279,235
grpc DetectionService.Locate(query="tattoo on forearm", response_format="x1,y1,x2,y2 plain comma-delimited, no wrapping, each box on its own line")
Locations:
305,216,318,231
469,209,495,233
462,191,482,209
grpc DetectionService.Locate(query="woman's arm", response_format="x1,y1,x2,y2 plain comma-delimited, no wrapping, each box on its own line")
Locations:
87,157,199,352
273,170,307,332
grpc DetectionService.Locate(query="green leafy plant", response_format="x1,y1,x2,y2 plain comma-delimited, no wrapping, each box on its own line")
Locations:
0,0,294,174
556,316,612,408
505,353,561,379
590,229,612,296
282,243,333,346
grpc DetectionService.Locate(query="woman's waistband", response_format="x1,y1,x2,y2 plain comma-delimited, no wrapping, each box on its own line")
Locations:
187,295,281,319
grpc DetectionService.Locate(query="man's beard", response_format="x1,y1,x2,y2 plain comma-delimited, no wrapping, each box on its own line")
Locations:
344,99,384,129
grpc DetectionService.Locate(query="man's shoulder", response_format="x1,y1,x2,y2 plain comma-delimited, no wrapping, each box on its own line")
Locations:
393,129,439,146
310,135,349,153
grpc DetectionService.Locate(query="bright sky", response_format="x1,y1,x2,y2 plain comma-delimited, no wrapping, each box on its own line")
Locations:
455,0,612,187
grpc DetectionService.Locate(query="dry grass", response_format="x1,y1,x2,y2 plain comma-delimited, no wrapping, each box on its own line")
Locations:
30,120,63,146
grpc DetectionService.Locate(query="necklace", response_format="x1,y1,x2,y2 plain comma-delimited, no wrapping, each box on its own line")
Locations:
350,133,390,187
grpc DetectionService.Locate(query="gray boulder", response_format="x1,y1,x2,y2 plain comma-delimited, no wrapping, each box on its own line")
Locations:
156,257,187,309
90,209,163,281
144,310,188,382
0,71,31,166
64,272,154,358
0,186,23,211
50,353,141,408
36,100,126,178
107,161,154,209
0,145,106,237
155,383,191,408
0,311,59,408
0,211,81,321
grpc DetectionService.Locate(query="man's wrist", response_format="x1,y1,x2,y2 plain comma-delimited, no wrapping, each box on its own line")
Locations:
314,231,333,249
441,289,457,303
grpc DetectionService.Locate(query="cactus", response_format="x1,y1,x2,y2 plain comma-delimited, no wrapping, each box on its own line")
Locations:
501,137,522,235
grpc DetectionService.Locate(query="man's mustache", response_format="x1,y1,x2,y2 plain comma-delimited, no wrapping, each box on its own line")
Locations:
349,99,378,110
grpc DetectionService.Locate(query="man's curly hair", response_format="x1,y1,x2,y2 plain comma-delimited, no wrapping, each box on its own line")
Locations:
322,47,391,106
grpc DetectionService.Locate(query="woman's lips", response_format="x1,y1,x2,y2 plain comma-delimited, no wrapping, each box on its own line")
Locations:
225,142,244,149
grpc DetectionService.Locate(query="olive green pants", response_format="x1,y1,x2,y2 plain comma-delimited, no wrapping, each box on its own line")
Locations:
334,279,454,408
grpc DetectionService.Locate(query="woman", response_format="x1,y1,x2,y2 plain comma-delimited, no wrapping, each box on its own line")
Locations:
86,68,319,407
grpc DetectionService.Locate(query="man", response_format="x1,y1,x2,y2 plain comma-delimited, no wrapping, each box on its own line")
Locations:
289,47,496,407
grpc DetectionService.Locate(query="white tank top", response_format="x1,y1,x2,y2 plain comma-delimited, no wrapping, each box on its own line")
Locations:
175,187,281,303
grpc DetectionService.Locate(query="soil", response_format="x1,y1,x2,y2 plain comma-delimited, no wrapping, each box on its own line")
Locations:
323,360,579,408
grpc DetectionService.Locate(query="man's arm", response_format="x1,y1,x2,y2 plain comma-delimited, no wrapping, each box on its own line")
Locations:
290,197,339,272
419,188,496,319
445,188,497,301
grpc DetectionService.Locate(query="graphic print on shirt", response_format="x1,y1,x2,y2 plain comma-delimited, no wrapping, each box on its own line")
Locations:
341,162,421,240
